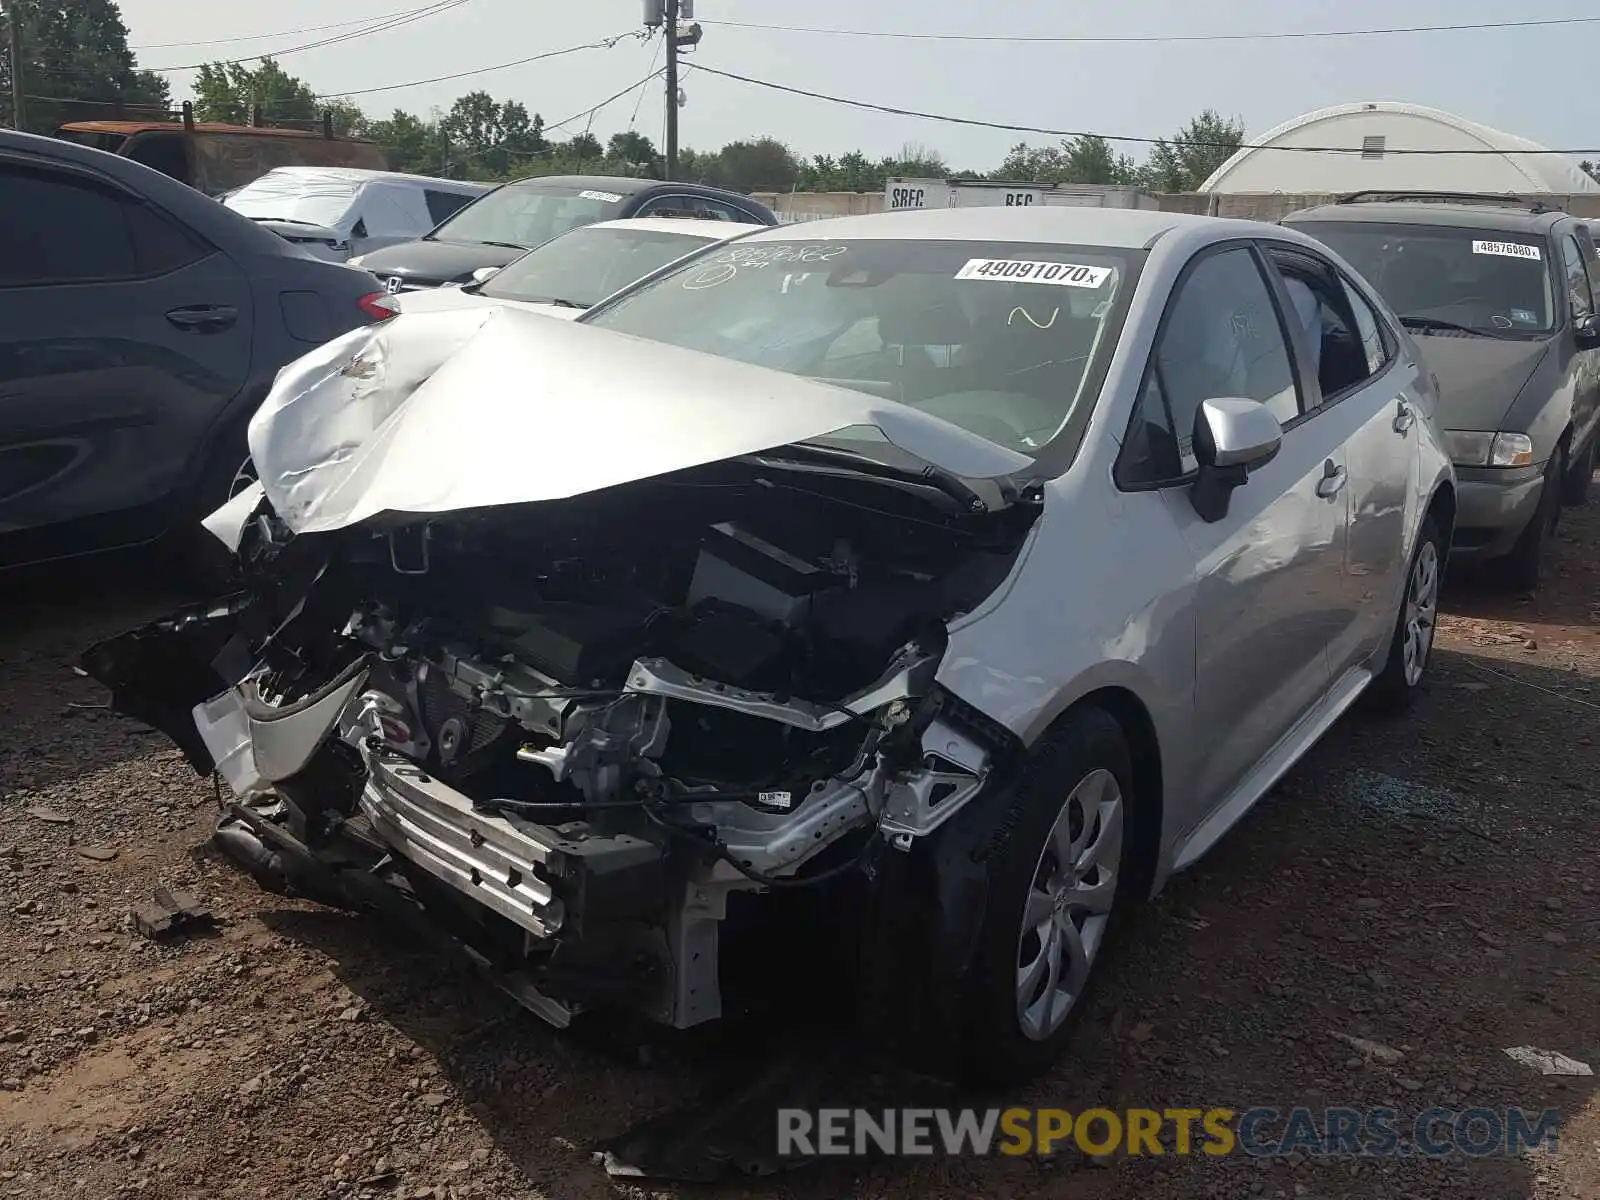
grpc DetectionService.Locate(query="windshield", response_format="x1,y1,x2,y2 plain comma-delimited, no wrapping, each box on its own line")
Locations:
580,238,1138,456
479,224,719,308
1291,220,1555,335
429,182,627,249
225,172,360,228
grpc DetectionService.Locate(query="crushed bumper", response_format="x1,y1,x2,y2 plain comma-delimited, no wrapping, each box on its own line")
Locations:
359,744,665,942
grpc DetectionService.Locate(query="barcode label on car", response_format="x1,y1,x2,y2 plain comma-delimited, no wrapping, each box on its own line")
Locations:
757,791,793,810
579,189,624,202
1472,240,1542,261
954,259,1112,287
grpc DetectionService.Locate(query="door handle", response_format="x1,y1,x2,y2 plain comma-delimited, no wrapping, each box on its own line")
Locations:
1393,398,1416,434
165,305,238,333
1316,459,1348,499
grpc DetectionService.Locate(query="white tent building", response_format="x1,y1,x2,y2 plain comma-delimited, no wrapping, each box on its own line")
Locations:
1199,101,1600,195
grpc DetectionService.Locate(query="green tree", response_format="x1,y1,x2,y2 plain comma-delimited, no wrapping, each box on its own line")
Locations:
361,108,449,176
995,137,1138,186
606,130,661,177
706,137,800,191
564,132,603,161
1,0,168,134
439,90,546,178
1140,109,1245,192
191,57,360,132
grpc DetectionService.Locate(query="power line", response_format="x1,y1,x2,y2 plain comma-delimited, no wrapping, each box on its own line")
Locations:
547,68,665,134
629,33,664,131
145,0,473,73
699,13,1600,44
319,30,645,100
27,39,657,123
129,4,450,51
691,63,1600,156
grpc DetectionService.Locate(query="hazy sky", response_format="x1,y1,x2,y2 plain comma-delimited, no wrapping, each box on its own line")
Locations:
113,0,1599,171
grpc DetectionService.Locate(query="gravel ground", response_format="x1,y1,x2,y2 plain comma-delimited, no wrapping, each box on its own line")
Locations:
1,493,1597,1200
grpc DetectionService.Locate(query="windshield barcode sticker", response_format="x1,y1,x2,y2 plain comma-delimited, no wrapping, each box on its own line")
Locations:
955,259,1112,287
579,189,624,203
1472,240,1542,261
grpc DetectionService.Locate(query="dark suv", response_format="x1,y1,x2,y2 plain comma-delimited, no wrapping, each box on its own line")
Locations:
347,175,778,291
1284,193,1600,586
0,129,393,572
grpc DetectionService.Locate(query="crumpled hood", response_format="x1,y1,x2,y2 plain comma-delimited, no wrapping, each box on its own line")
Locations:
246,306,1032,536
1422,334,1551,430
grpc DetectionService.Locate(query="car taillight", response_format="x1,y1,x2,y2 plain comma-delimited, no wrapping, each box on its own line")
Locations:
357,292,399,321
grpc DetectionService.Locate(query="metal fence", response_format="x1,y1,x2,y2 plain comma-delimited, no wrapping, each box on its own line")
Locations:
750,190,1600,225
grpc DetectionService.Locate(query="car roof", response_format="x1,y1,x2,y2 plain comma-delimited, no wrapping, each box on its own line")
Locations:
1284,199,1566,233
504,175,656,194
731,205,1256,249
585,216,766,238
59,120,381,144
247,166,488,191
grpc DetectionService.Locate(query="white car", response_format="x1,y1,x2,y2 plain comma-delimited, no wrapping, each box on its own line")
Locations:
380,216,767,319
224,167,490,262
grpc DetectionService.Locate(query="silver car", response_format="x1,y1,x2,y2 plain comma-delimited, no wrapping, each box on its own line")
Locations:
83,207,1454,1086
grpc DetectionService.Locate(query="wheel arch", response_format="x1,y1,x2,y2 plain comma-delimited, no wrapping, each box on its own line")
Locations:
1425,478,1457,549
1056,686,1165,899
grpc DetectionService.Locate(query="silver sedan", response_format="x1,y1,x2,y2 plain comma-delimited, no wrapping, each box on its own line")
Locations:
574,206,1456,1076
86,205,1455,1088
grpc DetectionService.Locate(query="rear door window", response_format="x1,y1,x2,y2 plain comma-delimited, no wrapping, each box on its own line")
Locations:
424,188,475,224
0,167,139,285
1261,245,1378,408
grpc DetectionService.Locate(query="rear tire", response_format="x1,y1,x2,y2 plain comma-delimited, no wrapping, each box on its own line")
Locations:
957,708,1136,1086
1367,516,1442,712
1562,435,1595,505
1498,447,1563,592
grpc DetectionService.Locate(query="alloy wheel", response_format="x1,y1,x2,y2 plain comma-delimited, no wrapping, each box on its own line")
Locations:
1016,767,1123,1041
1402,539,1440,687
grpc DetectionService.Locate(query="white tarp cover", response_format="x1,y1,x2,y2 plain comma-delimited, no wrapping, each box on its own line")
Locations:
226,169,366,231
245,306,1031,535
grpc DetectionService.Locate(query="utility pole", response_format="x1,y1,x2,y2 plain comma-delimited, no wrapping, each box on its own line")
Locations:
4,0,25,132
647,0,698,180
663,0,679,179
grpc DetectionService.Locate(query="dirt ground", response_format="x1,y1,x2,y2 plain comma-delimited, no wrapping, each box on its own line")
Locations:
1,492,1597,1200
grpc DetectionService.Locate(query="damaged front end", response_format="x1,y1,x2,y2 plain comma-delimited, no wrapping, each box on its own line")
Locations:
83,311,1041,1033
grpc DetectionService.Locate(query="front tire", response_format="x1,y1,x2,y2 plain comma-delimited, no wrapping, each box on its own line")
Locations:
959,708,1135,1085
1499,446,1564,592
164,433,255,592
1367,516,1442,711
1562,435,1595,505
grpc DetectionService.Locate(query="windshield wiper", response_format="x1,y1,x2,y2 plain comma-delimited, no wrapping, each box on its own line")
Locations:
531,297,586,309
1399,314,1499,337
748,443,994,514
475,240,530,251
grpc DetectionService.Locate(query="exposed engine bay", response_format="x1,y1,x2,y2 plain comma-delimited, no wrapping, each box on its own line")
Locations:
86,454,1037,1030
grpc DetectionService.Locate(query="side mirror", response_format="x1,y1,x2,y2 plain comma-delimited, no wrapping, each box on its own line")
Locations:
470,266,501,285
1189,397,1283,523
1576,312,1600,349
